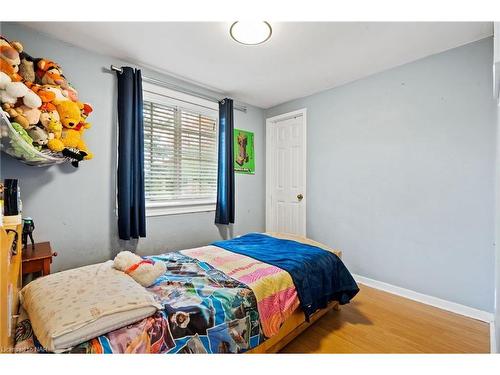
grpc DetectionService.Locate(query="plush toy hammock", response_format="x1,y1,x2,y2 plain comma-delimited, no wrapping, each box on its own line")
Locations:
0,36,93,167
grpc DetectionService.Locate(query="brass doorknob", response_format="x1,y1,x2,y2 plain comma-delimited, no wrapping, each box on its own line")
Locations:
297,193,304,201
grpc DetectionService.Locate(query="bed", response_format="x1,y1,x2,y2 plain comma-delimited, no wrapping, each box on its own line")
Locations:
2,230,359,354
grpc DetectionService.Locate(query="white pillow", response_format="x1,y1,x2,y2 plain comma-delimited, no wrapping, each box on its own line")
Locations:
20,260,162,352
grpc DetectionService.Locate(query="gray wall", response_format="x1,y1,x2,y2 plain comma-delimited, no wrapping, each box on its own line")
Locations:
267,38,497,312
0,23,266,272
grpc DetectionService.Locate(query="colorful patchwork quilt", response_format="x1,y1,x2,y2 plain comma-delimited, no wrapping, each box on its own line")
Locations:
183,245,299,338
15,249,296,354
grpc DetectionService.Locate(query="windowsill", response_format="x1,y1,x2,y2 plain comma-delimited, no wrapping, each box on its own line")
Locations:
146,200,216,217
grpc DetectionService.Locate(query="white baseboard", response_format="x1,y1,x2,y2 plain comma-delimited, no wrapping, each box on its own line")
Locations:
490,321,497,354
352,274,495,324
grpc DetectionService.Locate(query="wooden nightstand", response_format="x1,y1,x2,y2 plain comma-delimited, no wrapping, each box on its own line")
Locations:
22,242,57,278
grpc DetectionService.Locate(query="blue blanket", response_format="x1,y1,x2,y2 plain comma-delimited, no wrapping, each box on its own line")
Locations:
212,233,359,320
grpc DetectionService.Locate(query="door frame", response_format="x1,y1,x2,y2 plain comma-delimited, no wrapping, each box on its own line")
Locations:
265,108,307,235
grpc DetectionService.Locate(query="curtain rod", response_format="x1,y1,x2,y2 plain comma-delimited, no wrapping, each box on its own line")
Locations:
109,65,247,113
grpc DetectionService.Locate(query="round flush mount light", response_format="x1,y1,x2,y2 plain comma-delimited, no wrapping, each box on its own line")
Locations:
230,21,272,45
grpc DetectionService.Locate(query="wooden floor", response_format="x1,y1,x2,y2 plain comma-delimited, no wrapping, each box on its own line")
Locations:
280,284,490,353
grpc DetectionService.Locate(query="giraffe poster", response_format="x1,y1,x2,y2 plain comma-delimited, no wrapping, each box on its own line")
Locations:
234,129,255,174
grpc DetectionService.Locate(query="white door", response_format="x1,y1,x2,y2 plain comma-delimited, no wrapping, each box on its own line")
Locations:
266,109,307,236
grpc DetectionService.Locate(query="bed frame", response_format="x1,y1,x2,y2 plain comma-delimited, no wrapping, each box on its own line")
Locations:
0,224,23,353
247,301,339,353
0,230,342,354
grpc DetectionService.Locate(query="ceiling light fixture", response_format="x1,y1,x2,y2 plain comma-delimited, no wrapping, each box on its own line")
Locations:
230,21,272,45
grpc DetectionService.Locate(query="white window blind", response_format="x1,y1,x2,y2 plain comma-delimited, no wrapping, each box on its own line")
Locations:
143,99,218,212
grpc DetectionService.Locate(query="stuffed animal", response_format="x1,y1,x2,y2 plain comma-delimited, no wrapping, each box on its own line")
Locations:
1,38,94,164
80,103,93,121
28,126,49,149
36,59,66,86
50,100,78,151
17,105,41,126
46,119,63,152
55,100,93,159
41,103,64,152
0,37,23,82
63,85,78,102
1,98,41,129
11,121,33,145
22,89,42,109
0,71,10,90
18,53,35,82
42,84,69,102
39,102,61,127
75,104,93,133
74,102,93,159
39,102,63,150
36,59,79,101
2,103,30,129
0,72,42,110
47,120,64,152
0,79,27,104
55,100,81,130
25,82,56,103
113,251,166,287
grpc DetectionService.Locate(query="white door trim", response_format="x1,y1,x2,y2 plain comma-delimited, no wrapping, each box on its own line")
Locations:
266,108,307,235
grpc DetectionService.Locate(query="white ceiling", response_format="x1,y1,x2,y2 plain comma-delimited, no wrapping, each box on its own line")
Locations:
21,22,493,109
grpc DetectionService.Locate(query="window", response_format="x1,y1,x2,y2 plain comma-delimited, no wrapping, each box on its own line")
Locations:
142,82,218,216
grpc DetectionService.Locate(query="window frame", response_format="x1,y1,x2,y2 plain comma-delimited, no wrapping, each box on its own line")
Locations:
142,81,219,217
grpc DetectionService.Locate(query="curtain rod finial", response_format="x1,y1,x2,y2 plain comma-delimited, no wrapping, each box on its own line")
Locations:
111,65,123,73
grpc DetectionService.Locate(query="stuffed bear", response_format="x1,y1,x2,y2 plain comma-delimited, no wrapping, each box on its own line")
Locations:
54,100,93,159
113,251,166,287
56,100,81,130
47,100,79,152
0,37,23,82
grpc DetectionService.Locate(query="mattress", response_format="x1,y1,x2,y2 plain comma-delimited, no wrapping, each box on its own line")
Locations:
18,261,162,352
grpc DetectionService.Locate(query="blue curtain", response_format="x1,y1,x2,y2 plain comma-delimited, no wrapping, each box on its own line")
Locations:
116,67,146,240
215,98,235,225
